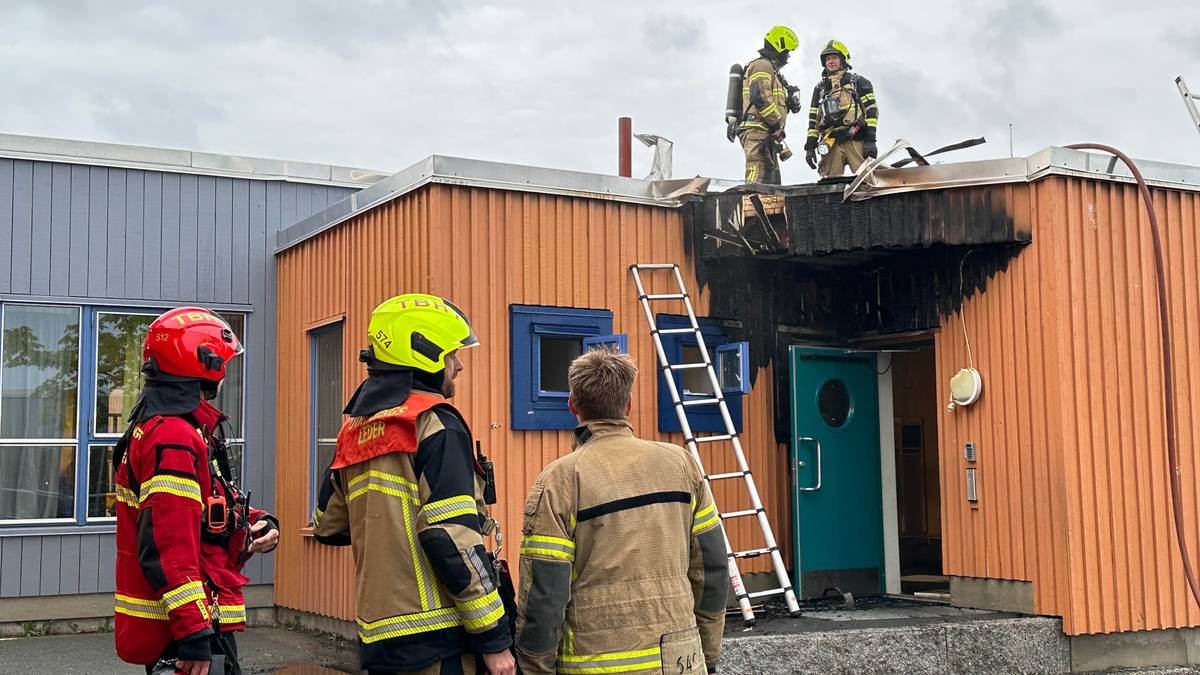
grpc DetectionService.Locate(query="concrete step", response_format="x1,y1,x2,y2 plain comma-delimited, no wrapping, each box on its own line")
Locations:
720,616,1069,675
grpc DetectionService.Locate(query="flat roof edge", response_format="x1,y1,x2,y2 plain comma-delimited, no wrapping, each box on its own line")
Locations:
852,146,1200,200
274,155,681,253
0,132,389,188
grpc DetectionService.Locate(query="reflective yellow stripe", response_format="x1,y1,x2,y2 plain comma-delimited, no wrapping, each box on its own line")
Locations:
114,593,170,621
357,607,462,643
807,129,819,138
115,485,139,508
759,103,779,117
521,534,576,561
218,604,247,624
559,647,663,674
861,93,876,102
808,106,818,114
346,469,419,503
162,580,207,611
311,505,324,524
400,496,437,610
420,494,478,523
747,72,773,84
865,118,878,127
348,469,419,491
140,475,202,505
457,589,505,630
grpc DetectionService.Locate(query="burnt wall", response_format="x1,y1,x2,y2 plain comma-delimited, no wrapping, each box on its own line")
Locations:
681,198,1026,442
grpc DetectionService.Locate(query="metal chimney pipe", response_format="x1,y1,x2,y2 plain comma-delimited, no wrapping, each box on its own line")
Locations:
618,117,632,177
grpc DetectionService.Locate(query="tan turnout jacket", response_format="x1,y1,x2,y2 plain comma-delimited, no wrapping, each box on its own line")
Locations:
515,419,728,675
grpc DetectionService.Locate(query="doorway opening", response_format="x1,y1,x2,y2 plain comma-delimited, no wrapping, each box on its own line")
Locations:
888,348,945,596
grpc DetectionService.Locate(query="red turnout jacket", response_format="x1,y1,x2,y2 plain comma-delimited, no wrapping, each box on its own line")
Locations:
113,400,272,665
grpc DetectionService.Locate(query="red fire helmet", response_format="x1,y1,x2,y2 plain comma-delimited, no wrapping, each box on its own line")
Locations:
143,307,243,381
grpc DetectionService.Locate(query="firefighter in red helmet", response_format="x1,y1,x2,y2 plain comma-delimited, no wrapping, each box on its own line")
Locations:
113,307,279,675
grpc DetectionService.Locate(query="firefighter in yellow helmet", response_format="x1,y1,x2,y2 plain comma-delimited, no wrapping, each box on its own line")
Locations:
515,349,728,675
736,26,800,185
804,40,880,178
313,294,516,675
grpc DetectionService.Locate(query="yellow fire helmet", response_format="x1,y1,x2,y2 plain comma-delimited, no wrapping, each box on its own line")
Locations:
820,39,851,67
764,26,799,55
367,293,479,373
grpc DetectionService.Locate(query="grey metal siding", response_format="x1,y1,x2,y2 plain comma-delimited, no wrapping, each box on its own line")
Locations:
0,156,357,598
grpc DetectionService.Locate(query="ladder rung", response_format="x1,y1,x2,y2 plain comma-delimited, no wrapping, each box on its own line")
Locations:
694,434,733,443
656,328,696,335
706,471,746,481
721,509,760,519
682,398,720,407
643,293,686,300
748,588,788,600
734,548,771,559
669,363,709,371
633,263,678,270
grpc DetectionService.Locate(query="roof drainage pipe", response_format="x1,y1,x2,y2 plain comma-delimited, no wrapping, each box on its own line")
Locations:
1066,143,1200,610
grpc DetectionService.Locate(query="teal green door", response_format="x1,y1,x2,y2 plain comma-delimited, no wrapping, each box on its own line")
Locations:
789,347,884,599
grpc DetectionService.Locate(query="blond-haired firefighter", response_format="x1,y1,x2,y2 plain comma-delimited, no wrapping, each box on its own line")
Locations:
313,294,515,675
737,26,799,185
515,349,728,675
804,40,880,177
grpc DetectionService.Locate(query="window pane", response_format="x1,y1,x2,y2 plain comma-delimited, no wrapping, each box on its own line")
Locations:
225,442,244,488
216,313,245,439
681,345,715,396
94,313,156,435
718,349,742,392
0,445,75,520
316,442,337,479
88,444,116,518
540,337,582,392
314,327,343,442
2,305,80,439
312,325,343,513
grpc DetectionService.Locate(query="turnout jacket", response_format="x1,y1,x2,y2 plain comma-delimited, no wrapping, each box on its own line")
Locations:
515,419,728,675
313,389,511,672
805,69,878,146
739,56,789,134
114,400,275,665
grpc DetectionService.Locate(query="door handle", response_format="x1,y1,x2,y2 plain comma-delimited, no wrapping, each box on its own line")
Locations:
796,436,822,492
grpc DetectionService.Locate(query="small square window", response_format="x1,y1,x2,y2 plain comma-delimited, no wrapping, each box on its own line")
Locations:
655,315,745,434
510,305,624,430
540,337,582,393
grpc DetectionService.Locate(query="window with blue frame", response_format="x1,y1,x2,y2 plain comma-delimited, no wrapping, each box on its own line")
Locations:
0,302,245,526
510,305,625,430
309,322,343,519
655,314,749,434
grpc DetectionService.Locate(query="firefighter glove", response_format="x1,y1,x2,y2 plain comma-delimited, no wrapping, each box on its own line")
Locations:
864,140,878,159
804,137,818,152
805,148,818,169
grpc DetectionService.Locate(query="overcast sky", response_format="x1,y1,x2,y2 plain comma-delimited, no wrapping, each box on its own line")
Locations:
2,1,1198,182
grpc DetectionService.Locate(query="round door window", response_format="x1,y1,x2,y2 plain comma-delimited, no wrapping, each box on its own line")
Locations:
818,379,852,428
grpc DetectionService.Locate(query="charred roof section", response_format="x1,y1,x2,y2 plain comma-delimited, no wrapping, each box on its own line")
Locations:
690,182,1031,264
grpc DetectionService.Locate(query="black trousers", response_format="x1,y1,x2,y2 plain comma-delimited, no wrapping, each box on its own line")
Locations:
146,631,241,675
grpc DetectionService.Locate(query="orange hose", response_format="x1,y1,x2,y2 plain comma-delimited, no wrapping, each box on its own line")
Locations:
1065,143,1200,609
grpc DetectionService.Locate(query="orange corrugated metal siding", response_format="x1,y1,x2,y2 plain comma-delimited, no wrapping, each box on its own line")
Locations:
937,176,1200,635
275,184,788,621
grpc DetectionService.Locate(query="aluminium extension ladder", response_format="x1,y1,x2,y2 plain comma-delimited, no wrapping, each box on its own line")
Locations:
629,263,800,624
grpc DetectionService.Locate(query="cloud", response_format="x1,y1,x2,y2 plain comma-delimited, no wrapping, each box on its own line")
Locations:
0,0,1197,182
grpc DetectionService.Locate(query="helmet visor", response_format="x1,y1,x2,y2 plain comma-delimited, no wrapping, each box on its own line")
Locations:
444,299,480,349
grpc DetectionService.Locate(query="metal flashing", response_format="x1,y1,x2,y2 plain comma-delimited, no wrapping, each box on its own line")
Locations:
275,155,684,252
0,132,387,188
848,146,1200,200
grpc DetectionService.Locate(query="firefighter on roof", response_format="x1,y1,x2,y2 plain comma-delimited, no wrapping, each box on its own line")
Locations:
804,39,880,178
735,26,800,185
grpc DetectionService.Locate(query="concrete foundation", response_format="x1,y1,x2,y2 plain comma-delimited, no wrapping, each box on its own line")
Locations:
950,576,1036,614
0,584,275,637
